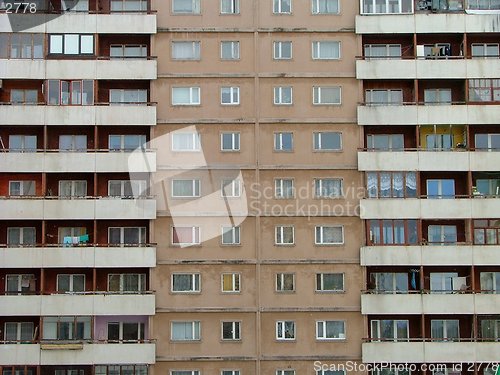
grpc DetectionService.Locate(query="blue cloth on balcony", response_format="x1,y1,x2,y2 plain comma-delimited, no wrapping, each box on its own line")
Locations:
80,234,90,243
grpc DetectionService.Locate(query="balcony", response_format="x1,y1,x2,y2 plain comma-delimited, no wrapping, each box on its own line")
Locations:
0,246,156,268
360,198,500,219
0,197,156,220
357,104,499,125
0,59,157,80
0,104,157,126
358,151,500,171
0,293,155,316
0,151,156,173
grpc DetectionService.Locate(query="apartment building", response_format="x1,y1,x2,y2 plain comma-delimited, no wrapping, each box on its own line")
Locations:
0,1,158,375
357,0,500,373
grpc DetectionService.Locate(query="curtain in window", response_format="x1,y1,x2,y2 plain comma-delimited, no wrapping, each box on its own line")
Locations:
367,173,378,198
405,172,417,197
392,172,404,197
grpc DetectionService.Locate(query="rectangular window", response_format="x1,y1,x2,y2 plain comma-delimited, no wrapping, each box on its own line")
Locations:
316,320,345,340
315,178,343,198
312,0,339,13
316,371,345,375
315,226,344,245
172,273,200,292
370,273,408,293
62,0,90,11
275,178,294,198
468,0,500,10
480,272,500,293
221,0,239,13
42,316,91,340
316,273,344,292
10,89,38,104
276,321,295,340
47,79,94,105
275,226,294,245
4,33,44,59
221,87,240,105
108,180,147,198
171,372,200,375
221,179,241,197
277,371,295,375
109,135,146,151
426,179,455,199
58,180,87,197
110,89,147,104
274,86,293,105
273,41,292,59
56,274,85,293
8,135,37,152
221,41,240,59
221,132,240,151
171,321,200,341
4,322,34,342
424,89,452,105
273,0,291,13
313,132,342,151
110,44,148,58
276,273,295,292
469,79,500,102
222,273,240,292
49,34,93,55
58,227,86,244
371,319,409,341
222,321,241,340
172,41,201,60
366,134,404,150
431,320,460,341
222,226,241,245
365,89,403,105
274,132,293,151
425,133,453,150
172,226,201,245
480,319,500,340
222,371,240,375
108,273,146,292
312,41,340,60
428,225,458,245
475,133,500,151
107,321,145,342
108,227,146,245
59,135,87,152
9,181,36,196
367,172,417,198
362,0,413,14
364,44,401,59
172,179,201,198
313,86,341,105
368,219,418,245
172,132,201,151
471,43,499,58
172,87,201,105
5,274,35,294
7,227,36,246
430,272,459,293
473,220,500,245
172,0,200,13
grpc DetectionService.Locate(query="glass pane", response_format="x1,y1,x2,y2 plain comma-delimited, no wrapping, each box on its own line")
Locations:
64,34,79,54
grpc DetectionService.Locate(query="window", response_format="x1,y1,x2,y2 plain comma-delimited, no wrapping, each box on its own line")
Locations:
275,226,294,245
222,321,241,340
172,226,201,245
222,273,240,292
273,0,291,13
370,273,408,293
315,178,342,198
431,320,459,341
430,272,459,293
469,79,500,102
424,89,452,105
475,133,500,150
222,226,241,245
468,0,500,10
49,34,94,55
107,322,145,342
474,220,500,245
108,274,146,292
172,179,201,197
426,179,455,199
277,371,295,375
59,135,87,151
275,178,294,198
362,0,413,14
427,225,457,245
221,132,240,151
4,322,34,342
58,227,87,244
312,41,340,60
313,86,341,105
371,320,409,341
368,219,418,245
273,41,292,60
59,180,87,197
480,319,500,340
172,0,200,13
62,0,90,11
221,87,240,105
221,41,240,59
172,87,200,105
316,320,345,340
316,371,345,375
365,89,403,105
364,44,401,59
221,0,239,13
171,321,200,341
276,273,295,292
367,172,417,198
274,86,293,105
108,227,146,245
221,179,241,197
480,272,500,293
276,321,295,340
8,135,36,152
108,180,147,198
313,132,342,151
274,132,293,151
47,80,94,105
110,44,148,58
7,227,36,246
172,372,200,375
109,0,147,11
10,89,38,104
312,0,339,13
426,133,453,150
1,33,44,59
42,316,91,340
5,274,35,294
472,43,499,58
9,181,35,196
316,273,344,292
172,41,201,60
172,132,201,151
172,273,200,292
222,371,240,375
366,134,404,151
56,274,85,293
315,226,344,245
110,89,147,104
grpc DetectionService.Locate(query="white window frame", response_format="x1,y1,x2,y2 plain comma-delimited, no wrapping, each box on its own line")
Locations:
108,180,147,198
108,227,146,245
276,371,295,375
361,0,413,14
172,87,201,106
311,0,339,14
222,226,241,245
172,226,201,246
221,87,240,105
275,178,294,199
171,41,201,60
221,321,241,340
221,371,241,375
49,34,94,55
171,273,201,293
274,132,293,151
220,41,240,60
316,273,344,292
313,132,342,151
8,180,36,196
273,0,292,13
58,180,87,198
170,321,201,341
312,41,341,60
5,274,35,294
171,372,200,375
273,41,292,60
430,319,460,341
364,44,402,59
221,132,241,151
314,178,343,198
274,86,293,105
365,89,403,105
8,135,37,152
221,179,241,198
471,43,499,58
315,225,344,245
171,132,201,152
7,227,36,246
171,179,201,198
276,273,295,292
316,320,346,340
371,319,409,342
107,273,146,293
275,225,295,245
220,0,239,13
221,273,241,293
276,320,295,340
172,0,200,13
313,86,341,105
4,322,34,342
56,274,85,293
